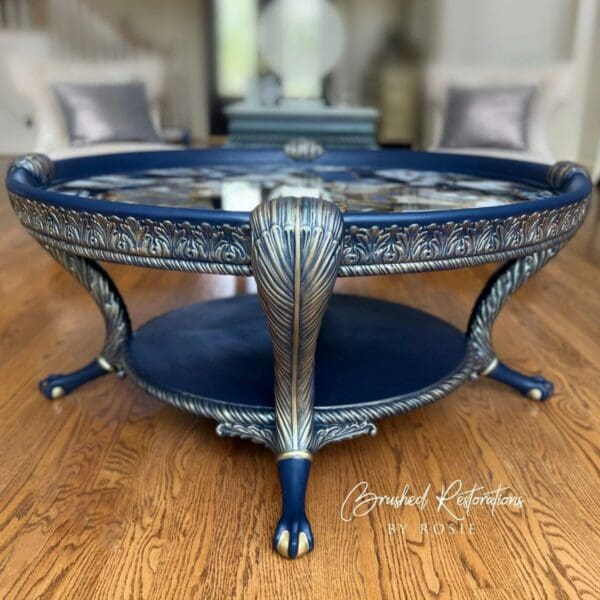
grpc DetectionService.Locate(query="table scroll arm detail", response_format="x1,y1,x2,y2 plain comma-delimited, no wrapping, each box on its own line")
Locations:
467,246,562,400
38,246,131,399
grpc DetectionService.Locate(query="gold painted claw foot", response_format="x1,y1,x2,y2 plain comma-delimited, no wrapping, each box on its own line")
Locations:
486,361,555,401
273,457,314,559
274,528,313,559
39,357,114,399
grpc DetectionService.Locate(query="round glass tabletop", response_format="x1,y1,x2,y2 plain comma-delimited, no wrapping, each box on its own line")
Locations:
48,163,558,214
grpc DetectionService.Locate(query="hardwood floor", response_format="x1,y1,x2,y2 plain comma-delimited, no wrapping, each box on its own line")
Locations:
0,161,599,599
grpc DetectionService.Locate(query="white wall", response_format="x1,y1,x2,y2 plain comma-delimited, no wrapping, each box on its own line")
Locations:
430,0,575,64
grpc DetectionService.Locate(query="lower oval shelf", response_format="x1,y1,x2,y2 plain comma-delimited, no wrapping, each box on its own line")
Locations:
124,294,472,417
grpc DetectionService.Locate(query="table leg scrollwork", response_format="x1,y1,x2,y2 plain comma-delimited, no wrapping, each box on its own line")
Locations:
251,196,344,559
215,422,276,449
39,246,131,399
467,246,561,401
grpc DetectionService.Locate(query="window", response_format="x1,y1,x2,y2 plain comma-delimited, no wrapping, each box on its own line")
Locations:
215,0,259,97
209,0,260,134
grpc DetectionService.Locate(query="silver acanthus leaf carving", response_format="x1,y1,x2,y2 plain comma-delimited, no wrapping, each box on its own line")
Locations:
8,193,588,277
216,422,276,450
339,200,588,273
9,193,252,272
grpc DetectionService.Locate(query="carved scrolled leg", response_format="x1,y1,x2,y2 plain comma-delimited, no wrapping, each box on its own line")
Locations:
251,196,344,559
39,246,131,399
468,246,561,401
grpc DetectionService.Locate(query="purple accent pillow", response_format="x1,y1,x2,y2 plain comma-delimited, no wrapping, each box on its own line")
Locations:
440,86,536,150
54,81,160,145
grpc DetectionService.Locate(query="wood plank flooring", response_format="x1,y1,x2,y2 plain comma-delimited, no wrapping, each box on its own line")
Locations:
0,160,598,598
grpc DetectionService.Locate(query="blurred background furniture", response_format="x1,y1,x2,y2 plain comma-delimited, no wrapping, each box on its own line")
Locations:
422,63,574,163
225,0,379,148
226,104,378,148
0,0,598,176
6,52,185,158
0,0,192,158
376,62,422,147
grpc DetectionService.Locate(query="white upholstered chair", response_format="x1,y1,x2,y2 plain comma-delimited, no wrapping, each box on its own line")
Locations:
4,52,181,159
422,62,575,164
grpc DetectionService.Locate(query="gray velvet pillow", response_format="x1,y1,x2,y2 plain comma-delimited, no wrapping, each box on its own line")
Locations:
439,85,535,150
53,81,160,145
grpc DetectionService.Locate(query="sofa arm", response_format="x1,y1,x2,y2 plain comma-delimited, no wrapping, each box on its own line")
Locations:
158,127,190,146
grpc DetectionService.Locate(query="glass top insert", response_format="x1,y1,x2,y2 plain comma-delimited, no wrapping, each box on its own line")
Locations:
49,164,557,213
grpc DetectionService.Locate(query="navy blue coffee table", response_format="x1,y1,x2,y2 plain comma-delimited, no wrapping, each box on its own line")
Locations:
6,148,591,559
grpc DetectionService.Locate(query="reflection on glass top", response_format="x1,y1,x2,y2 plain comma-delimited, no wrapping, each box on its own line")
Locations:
49,165,557,212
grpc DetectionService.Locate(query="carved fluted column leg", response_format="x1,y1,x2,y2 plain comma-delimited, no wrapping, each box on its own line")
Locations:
39,246,131,399
251,197,344,559
467,246,561,400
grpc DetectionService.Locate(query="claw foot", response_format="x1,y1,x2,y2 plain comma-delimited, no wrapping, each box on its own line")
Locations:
486,361,554,401
273,456,314,559
274,519,314,559
39,358,113,400
523,375,554,401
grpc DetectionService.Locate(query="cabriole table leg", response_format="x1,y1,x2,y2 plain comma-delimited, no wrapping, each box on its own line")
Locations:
38,246,131,399
468,246,561,401
251,196,344,559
